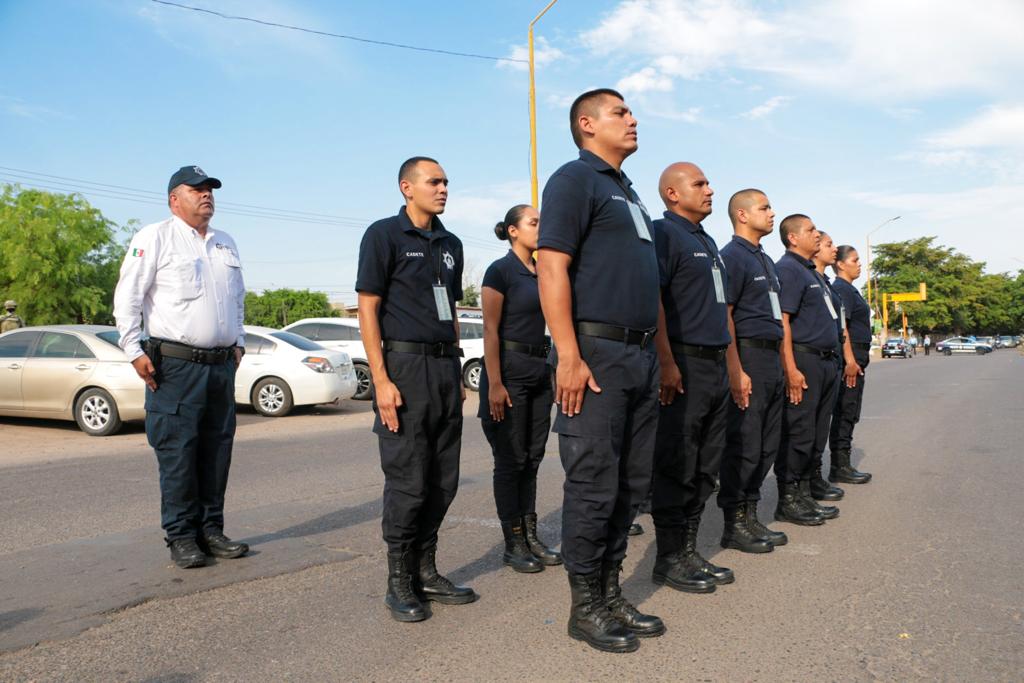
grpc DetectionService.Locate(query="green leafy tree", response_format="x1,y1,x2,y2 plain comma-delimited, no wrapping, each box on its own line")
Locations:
244,288,337,328
0,184,128,325
459,283,480,307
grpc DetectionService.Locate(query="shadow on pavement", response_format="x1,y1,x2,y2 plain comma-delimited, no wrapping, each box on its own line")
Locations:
446,508,564,588
0,608,43,634
242,497,383,546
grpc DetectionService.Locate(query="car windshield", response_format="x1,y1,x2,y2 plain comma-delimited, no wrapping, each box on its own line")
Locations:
886,339,903,344
96,330,121,347
269,331,324,351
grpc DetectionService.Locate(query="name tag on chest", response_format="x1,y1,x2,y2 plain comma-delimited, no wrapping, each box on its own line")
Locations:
433,285,452,321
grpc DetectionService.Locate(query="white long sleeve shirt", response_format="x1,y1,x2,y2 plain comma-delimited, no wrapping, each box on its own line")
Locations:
113,215,246,361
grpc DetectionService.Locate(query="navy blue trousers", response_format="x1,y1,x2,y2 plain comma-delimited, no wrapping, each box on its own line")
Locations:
145,356,237,543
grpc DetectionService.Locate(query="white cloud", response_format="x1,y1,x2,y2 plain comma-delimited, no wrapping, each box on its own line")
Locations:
646,106,702,123
740,95,792,120
577,0,1024,102
616,66,673,95
0,95,68,120
498,37,565,72
926,105,1024,150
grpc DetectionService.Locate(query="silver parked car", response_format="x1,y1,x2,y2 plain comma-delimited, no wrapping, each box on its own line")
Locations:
0,325,145,436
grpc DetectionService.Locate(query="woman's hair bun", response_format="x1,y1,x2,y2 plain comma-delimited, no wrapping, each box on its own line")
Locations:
494,221,509,241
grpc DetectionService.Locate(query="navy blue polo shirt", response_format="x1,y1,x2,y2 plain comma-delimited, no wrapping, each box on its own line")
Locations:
537,149,659,331
832,277,871,344
355,206,464,343
654,212,731,347
719,235,783,341
481,250,546,346
775,250,840,349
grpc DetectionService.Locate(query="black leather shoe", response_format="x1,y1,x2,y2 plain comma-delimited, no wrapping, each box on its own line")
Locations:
650,526,716,593
169,538,206,569
415,547,478,605
775,483,825,526
568,572,639,653
385,550,426,622
799,480,839,520
809,471,845,501
628,522,644,536
746,501,788,546
685,521,734,584
602,561,664,637
501,518,543,573
720,506,773,554
829,448,872,484
523,513,562,566
199,532,249,559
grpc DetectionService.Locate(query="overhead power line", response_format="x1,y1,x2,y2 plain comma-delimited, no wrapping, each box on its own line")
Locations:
149,0,527,64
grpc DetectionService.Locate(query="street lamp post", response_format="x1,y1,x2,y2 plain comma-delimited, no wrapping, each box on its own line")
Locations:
528,0,559,208
865,215,901,319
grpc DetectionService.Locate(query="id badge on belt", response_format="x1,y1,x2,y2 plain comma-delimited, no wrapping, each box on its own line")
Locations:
433,285,453,321
628,202,652,241
711,263,726,304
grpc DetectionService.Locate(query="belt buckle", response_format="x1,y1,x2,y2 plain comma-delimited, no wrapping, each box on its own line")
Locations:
190,348,201,363
432,342,446,357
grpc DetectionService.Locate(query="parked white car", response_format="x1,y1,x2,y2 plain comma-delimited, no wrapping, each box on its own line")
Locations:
283,316,486,396
236,327,357,417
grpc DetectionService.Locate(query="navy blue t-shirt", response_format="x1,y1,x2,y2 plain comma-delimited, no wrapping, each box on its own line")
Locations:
481,250,546,346
654,212,731,347
355,206,464,344
775,251,840,349
832,277,871,344
720,235,783,341
537,149,659,331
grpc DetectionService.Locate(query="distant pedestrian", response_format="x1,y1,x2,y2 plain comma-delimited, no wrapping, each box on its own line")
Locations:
479,204,561,574
924,334,931,356
0,300,24,333
113,165,249,570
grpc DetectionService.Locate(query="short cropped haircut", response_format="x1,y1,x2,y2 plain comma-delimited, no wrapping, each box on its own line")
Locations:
398,156,439,183
569,88,624,148
779,213,810,248
727,188,766,225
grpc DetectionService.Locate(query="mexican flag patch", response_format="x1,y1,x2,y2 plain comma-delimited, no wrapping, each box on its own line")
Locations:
132,248,144,257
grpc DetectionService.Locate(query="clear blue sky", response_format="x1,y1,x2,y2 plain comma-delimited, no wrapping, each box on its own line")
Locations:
3,0,1022,304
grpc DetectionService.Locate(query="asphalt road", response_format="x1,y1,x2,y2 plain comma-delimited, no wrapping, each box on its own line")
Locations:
1,350,1022,681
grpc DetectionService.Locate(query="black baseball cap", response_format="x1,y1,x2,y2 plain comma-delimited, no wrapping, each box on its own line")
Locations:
167,165,223,194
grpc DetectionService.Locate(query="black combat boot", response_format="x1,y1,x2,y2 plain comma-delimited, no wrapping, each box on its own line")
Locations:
651,526,716,593
567,572,640,653
829,448,872,484
414,546,478,605
684,520,734,584
809,466,845,500
745,501,788,546
385,550,426,622
775,481,825,526
502,517,543,573
799,480,839,519
720,506,773,553
522,512,562,566
602,561,665,638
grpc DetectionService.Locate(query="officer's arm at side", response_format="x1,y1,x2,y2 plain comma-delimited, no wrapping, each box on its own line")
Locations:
112,227,159,362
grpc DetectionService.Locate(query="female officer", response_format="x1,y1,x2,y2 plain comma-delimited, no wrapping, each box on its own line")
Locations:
828,246,873,484
479,204,561,573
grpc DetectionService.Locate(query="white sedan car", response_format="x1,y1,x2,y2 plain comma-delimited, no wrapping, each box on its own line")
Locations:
236,327,357,417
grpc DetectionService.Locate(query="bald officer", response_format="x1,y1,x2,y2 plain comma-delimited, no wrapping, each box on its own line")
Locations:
539,88,664,653
113,165,248,569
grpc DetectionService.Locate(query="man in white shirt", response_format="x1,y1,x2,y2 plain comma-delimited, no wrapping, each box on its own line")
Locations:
113,165,248,569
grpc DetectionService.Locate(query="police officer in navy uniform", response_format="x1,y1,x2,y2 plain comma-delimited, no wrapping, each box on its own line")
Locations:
647,162,736,594
113,165,249,569
717,189,789,552
538,88,664,653
774,214,841,526
828,245,873,484
356,156,477,623
479,203,561,573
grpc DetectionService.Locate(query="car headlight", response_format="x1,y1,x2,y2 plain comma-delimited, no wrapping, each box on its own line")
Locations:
301,356,336,373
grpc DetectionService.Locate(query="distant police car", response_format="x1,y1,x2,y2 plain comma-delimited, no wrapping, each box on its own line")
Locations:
935,336,992,356
882,338,914,359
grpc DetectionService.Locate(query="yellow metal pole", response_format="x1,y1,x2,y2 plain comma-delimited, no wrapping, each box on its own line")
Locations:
529,0,559,208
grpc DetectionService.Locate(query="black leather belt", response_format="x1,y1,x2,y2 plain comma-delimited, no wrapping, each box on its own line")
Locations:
852,342,871,351
577,321,656,348
737,338,780,351
501,340,550,358
793,343,837,359
670,341,727,361
146,338,234,364
384,340,464,357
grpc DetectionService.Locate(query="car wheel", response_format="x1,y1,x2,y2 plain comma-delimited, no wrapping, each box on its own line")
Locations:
976,348,986,355
253,377,294,417
352,363,372,401
944,349,952,356
463,360,481,392
74,387,123,436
